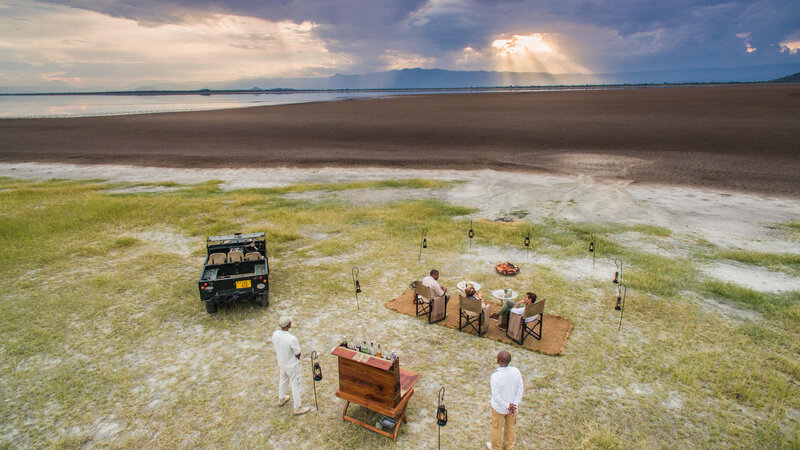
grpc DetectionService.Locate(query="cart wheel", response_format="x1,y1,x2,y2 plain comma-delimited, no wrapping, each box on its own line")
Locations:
205,301,218,314
260,292,270,308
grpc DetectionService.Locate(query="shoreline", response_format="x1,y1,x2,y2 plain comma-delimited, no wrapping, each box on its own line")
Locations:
2,84,798,196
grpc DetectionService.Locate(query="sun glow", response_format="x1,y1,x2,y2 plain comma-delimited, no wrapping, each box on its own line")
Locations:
492,34,555,56
490,32,588,75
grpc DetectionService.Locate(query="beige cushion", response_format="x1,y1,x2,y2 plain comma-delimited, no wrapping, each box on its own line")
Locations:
244,252,263,261
209,253,227,264
227,251,244,263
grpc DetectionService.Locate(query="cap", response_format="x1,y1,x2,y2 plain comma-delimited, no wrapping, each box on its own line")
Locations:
278,316,292,328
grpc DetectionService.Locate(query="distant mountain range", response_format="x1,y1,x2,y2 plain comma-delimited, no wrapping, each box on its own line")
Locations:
215,64,800,91
772,71,800,83
2,64,800,94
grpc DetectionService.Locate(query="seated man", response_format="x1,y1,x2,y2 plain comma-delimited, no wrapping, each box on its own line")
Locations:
422,269,450,305
492,292,536,330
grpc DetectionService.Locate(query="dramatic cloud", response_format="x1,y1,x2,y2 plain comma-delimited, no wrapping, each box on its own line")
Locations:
1,0,799,89
0,1,350,89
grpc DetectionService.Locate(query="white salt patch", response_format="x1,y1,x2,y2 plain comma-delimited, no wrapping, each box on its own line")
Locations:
94,420,123,440
701,262,800,293
663,392,683,410
630,383,655,396
695,296,762,323
105,186,180,194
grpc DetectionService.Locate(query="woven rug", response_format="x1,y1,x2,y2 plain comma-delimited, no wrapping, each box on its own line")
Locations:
385,290,574,356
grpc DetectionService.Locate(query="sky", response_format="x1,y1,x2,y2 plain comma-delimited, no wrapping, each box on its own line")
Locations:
1,0,799,90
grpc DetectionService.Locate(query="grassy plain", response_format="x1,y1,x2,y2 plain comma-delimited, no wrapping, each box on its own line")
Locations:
0,177,798,448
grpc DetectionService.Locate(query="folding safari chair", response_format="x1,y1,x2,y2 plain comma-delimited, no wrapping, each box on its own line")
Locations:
507,299,545,345
459,295,486,336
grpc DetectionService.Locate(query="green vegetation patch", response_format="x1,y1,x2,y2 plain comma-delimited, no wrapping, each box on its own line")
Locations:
713,249,800,275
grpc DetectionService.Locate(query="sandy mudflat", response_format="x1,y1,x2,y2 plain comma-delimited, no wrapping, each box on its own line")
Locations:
1,84,799,196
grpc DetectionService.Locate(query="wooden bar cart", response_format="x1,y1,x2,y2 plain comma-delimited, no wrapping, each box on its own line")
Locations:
332,346,421,442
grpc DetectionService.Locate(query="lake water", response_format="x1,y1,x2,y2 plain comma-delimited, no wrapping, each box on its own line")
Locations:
0,87,595,119
0,91,414,119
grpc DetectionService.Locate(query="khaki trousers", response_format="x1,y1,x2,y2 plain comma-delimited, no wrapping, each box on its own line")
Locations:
490,408,516,449
278,363,303,409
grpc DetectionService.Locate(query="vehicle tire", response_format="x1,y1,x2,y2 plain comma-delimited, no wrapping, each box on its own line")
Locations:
260,292,269,308
205,301,218,314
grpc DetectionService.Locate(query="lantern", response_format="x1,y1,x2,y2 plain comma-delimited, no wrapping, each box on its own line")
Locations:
468,220,474,239
524,235,530,247
436,387,447,426
310,351,321,410
615,294,622,311
313,361,323,381
419,228,428,261
589,242,594,252
351,267,361,311
612,271,619,284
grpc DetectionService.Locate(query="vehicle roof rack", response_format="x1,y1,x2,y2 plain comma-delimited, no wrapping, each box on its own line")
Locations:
207,232,265,243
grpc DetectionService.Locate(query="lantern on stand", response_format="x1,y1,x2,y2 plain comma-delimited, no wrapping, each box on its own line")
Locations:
436,386,447,449
523,230,531,260
351,267,361,311
310,351,322,410
613,259,622,284
616,284,627,331
468,221,474,250
589,233,596,269
419,228,428,261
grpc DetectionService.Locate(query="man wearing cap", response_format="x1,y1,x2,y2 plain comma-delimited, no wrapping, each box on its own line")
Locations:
487,350,524,449
272,316,310,415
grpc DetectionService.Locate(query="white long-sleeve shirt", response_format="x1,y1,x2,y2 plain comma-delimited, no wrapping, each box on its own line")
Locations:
272,329,301,369
490,366,524,415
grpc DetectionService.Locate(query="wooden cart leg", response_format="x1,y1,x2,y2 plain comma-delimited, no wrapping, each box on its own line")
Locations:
341,401,350,422
392,410,406,442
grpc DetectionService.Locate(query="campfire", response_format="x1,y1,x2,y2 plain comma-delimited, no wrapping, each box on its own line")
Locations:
495,262,520,276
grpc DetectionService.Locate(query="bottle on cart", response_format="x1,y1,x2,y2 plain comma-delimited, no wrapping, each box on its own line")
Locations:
369,342,375,355
390,350,397,361
376,344,383,358
341,337,348,348
362,341,368,353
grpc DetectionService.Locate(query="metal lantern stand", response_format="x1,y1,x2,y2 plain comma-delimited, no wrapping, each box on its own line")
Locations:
436,386,447,449
351,267,361,311
524,230,531,261
617,284,627,332
613,258,623,285
589,232,595,269
468,221,474,251
311,351,322,410
419,228,428,261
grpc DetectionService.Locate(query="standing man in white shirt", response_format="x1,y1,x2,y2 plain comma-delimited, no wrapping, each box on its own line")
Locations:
421,269,450,305
487,350,524,449
271,316,310,415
